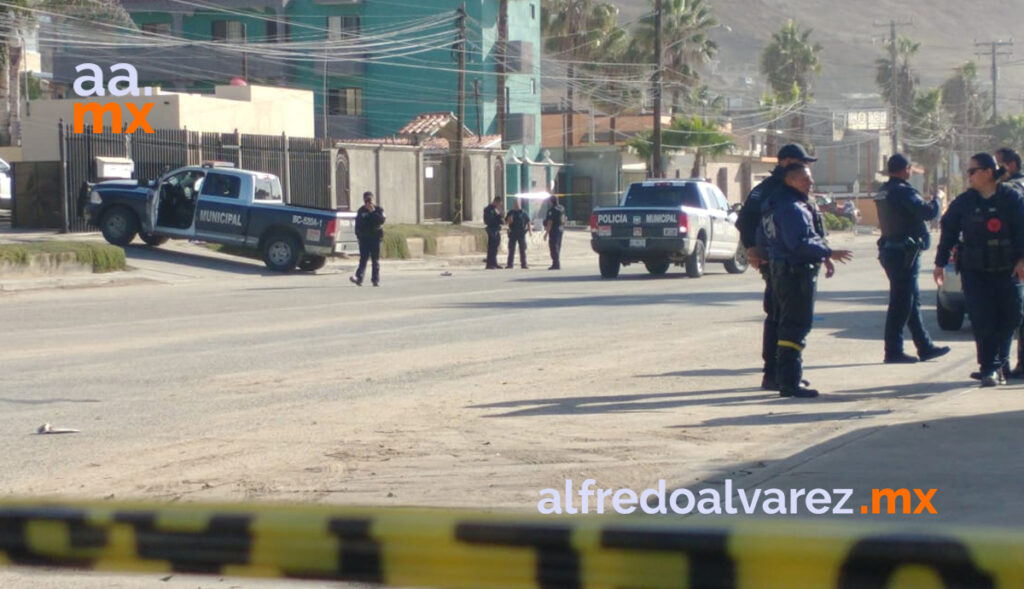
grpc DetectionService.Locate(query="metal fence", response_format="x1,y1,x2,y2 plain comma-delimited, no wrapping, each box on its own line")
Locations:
59,124,332,232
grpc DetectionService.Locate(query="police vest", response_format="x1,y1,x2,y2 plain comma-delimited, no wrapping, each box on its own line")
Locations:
958,188,1018,272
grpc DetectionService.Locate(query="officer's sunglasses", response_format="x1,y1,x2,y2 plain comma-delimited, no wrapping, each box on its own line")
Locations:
966,167,983,176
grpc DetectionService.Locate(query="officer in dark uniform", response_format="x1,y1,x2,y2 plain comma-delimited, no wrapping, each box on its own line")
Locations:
935,153,1024,387
350,191,385,287
505,197,531,269
875,153,951,364
483,196,505,269
994,147,1024,377
544,194,566,270
736,143,819,390
763,163,853,398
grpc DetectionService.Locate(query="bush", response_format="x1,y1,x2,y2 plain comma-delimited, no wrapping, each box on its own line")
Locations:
0,241,127,272
823,211,853,231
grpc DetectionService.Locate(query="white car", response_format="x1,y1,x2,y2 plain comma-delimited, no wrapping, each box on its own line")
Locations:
0,157,11,207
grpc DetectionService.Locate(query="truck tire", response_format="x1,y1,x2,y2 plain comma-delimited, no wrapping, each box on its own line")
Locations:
936,294,965,331
100,206,139,246
723,243,749,274
644,259,670,275
298,255,327,272
262,233,301,272
685,239,706,278
139,232,168,247
599,254,620,278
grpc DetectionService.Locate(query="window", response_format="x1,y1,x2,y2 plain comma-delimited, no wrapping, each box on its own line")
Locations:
531,78,536,95
254,176,283,201
212,20,245,42
623,184,703,208
531,4,536,19
265,20,278,42
328,88,362,116
327,15,360,40
200,173,241,199
142,22,171,35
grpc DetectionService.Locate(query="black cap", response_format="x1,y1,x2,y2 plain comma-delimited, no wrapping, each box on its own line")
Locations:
887,153,911,173
777,143,817,162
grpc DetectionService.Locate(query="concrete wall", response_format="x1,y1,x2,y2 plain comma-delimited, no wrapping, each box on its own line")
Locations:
21,85,314,162
337,143,503,225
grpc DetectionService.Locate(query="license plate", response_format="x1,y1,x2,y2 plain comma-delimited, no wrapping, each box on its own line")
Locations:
629,238,645,248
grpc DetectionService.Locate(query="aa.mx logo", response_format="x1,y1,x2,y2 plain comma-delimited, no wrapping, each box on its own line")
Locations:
72,63,155,134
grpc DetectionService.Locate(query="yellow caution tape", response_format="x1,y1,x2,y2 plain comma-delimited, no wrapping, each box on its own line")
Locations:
0,499,1022,587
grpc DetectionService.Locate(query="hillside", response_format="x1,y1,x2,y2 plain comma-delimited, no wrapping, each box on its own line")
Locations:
611,0,1023,112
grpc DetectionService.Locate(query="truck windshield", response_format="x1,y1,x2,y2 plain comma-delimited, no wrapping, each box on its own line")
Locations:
622,184,703,208
254,176,283,202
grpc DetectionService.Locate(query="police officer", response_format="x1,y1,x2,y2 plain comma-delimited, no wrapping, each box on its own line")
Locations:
737,143,819,390
763,163,853,398
350,191,385,287
505,197,531,269
544,194,566,270
875,153,951,364
994,147,1024,377
483,196,505,269
934,153,1024,387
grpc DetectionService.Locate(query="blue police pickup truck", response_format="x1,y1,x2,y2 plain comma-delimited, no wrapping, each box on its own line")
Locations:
82,164,357,272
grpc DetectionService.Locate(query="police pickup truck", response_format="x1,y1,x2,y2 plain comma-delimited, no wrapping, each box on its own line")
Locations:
83,164,357,272
589,179,747,278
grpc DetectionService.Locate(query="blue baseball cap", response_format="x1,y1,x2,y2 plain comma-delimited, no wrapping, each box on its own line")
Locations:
777,143,817,162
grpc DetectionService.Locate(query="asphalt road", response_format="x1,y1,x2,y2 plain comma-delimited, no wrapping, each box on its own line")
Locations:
1,230,1022,587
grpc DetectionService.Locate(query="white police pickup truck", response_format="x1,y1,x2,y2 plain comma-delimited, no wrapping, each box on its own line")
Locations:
589,179,747,278
82,164,357,272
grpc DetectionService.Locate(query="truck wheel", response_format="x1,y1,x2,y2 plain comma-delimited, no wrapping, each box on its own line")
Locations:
139,232,168,247
644,259,670,275
100,206,139,246
599,254,620,278
263,233,301,272
723,243,749,274
298,255,327,272
936,294,965,331
685,239,706,278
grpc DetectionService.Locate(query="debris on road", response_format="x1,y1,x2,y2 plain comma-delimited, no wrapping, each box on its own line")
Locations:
36,423,81,434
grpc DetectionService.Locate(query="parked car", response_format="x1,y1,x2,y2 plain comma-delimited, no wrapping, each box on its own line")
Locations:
936,246,965,330
83,163,357,272
589,179,746,278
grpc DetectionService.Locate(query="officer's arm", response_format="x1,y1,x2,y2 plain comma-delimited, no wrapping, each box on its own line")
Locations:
934,196,963,267
779,204,830,262
376,208,386,224
900,187,940,221
1008,191,1024,262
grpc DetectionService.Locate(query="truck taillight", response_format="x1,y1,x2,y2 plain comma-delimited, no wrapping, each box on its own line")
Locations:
589,213,597,231
326,218,337,239
678,213,689,234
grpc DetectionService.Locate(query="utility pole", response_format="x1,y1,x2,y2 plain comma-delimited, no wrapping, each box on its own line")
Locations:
453,3,467,223
874,19,912,152
652,0,663,178
975,39,1013,122
496,0,507,147
473,79,482,136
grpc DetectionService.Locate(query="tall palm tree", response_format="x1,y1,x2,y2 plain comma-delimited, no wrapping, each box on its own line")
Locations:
760,19,822,101
941,61,991,157
875,35,920,126
905,87,949,192
630,0,718,111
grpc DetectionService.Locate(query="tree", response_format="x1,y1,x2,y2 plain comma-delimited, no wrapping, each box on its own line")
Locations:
994,115,1024,153
628,115,734,178
875,35,920,140
904,87,949,193
630,0,719,111
941,61,991,158
760,20,822,101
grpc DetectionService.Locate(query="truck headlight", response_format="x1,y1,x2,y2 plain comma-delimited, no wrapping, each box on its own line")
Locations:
89,190,102,204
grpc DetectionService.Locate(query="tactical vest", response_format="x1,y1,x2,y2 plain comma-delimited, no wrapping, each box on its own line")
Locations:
875,185,905,240
958,189,1017,272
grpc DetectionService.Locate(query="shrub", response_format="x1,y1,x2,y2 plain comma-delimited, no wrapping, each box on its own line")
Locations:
0,241,126,272
823,211,853,231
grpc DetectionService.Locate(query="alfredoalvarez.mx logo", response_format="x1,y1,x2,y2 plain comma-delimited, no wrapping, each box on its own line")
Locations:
72,63,155,134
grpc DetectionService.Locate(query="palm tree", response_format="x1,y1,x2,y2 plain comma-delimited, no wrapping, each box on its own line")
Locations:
629,115,734,177
995,114,1024,153
875,36,920,129
941,61,991,157
760,19,822,101
630,0,718,111
905,87,949,192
